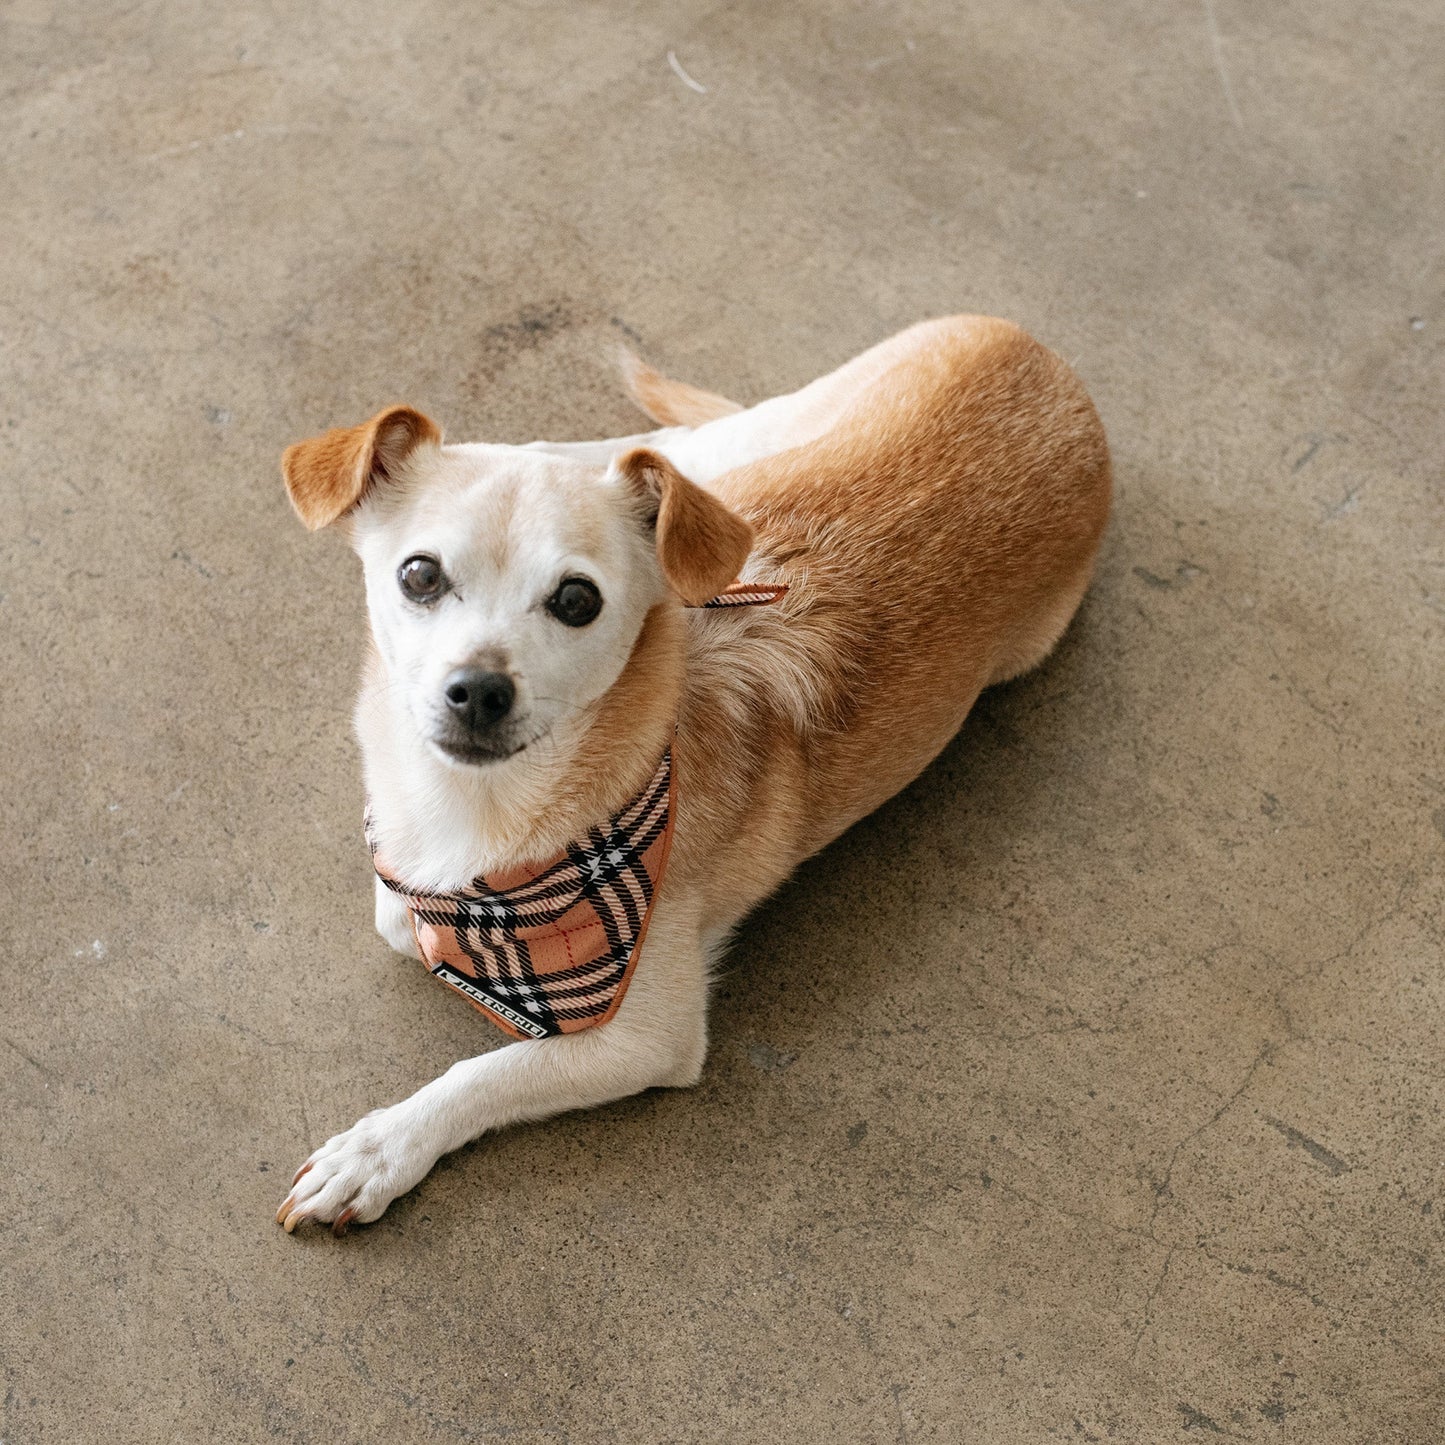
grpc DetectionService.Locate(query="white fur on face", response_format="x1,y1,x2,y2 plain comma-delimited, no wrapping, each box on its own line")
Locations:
350,443,662,768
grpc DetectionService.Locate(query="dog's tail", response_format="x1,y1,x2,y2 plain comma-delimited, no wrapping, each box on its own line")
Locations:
618,347,743,427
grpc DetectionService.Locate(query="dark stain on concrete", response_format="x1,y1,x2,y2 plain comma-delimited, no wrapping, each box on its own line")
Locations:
609,315,645,345
1178,1402,1225,1432
483,302,570,354
1264,1116,1349,1175
747,1041,798,1072
1133,562,1204,590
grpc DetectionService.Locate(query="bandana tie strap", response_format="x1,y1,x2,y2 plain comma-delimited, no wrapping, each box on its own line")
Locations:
695,580,788,608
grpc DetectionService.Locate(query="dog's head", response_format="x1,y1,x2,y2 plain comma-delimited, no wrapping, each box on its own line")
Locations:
281,407,751,767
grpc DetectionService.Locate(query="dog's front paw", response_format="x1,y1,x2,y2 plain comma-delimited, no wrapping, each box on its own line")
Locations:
275,1106,439,1235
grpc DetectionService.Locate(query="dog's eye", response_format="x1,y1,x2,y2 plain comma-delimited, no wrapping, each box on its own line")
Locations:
546,577,603,627
398,554,447,603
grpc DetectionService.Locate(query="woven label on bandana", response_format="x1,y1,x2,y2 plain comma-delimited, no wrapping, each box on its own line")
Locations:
371,748,675,1039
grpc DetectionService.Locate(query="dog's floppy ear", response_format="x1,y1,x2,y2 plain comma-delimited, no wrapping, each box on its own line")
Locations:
616,448,753,605
281,406,442,530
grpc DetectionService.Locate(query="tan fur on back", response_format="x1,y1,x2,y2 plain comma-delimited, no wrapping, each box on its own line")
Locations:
650,316,1111,931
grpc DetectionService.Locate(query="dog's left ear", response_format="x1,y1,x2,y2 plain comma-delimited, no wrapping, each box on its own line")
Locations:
281,406,442,530
615,448,754,605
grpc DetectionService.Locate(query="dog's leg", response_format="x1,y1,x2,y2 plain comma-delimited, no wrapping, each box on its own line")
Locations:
532,321,969,484
527,387,856,486
374,876,420,958
522,426,687,465
522,412,790,484
276,902,710,1232
553,321,994,486
520,359,805,478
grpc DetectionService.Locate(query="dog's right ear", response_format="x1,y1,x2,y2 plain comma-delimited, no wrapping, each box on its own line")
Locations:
614,448,754,605
280,406,441,530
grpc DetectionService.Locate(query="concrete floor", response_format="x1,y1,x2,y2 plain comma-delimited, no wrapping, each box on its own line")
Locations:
2,0,1442,1440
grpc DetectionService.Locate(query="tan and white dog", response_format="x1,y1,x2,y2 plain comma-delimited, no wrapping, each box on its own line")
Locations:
275,316,1110,1233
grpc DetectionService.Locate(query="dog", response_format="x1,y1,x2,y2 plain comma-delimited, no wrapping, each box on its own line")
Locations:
274,315,1110,1233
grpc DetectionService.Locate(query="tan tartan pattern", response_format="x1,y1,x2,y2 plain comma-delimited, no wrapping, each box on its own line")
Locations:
365,578,784,1039
370,750,674,1039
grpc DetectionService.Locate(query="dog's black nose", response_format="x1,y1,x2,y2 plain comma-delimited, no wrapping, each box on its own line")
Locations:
443,668,515,730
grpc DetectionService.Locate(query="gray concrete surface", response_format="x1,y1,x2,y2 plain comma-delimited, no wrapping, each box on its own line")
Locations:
2,1,1442,1440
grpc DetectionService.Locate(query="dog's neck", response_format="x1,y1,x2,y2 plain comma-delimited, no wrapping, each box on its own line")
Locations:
356,604,685,893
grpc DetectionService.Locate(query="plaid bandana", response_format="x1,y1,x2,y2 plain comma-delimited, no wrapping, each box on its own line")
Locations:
367,579,786,1039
